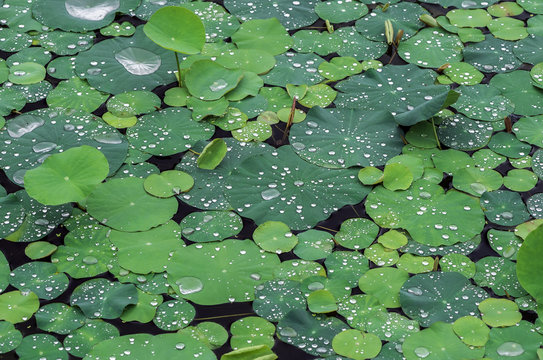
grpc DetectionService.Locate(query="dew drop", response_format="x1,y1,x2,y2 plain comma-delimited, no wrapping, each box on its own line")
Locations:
496,342,524,357
175,277,203,295
261,188,280,200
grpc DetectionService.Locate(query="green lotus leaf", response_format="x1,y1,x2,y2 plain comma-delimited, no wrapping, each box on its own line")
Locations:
0,193,25,239
253,279,306,321
402,322,485,360
153,299,195,331
144,6,205,54
0,251,8,295
398,28,463,68
488,17,528,41
16,334,68,360
35,303,86,335
488,2,524,16
332,329,381,360
46,77,108,113
221,344,277,360
209,107,248,131
64,320,119,358
8,62,46,85
292,30,341,56
9,261,68,300
230,316,275,350
378,230,408,250
452,84,514,121
0,87,26,116
401,234,481,257
261,52,325,87
180,210,242,243
168,239,279,305
366,180,485,246
439,253,476,279
447,9,491,28
46,56,77,80
463,35,521,73
396,253,434,274
432,149,476,174
143,170,194,198
0,0,43,32
484,320,543,360
324,251,368,287
70,278,138,319
224,146,368,229
503,169,537,192
87,177,178,231
358,167,384,186
400,272,487,327
0,290,39,323
224,0,318,31
514,35,543,66
358,267,409,308
231,120,272,142
52,225,115,278
452,167,503,197
127,107,214,156
179,2,239,43
315,0,368,23
107,90,160,118
452,316,489,347
33,0,139,31
188,96,230,122
334,27,388,60
517,224,543,303
356,2,428,42
488,229,522,260
185,60,244,101
253,221,298,254
0,28,31,52
480,190,530,226
179,321,228,350
75,26,177,94
334,218,379,251
291,108,403,168
479,298,522,328
39,31,95,56
120,289,163,323
214,49,276,75
335,64,452,126
276,309,348,357
85,332,216,359
293,229,334,261
474,256,526,297
24,145,109,205
231,18,292,56
196,138,228,170
491,70,543,116
177,139,272,210
109,220,183,274
337,294,386,331
0,321,22,354
100,21,136,36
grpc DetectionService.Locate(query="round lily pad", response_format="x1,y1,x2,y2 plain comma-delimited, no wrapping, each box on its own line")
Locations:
398,28,463,68
144,170,194,198
315,0,368,23
480,190,531,226
106,90,161,118
75,26,177,94
453,316,490,347
484,320,543,360
0,321,22,354
143,6,205,54
225,146,368,230
24,145,109,205
253,221,298,254
503,169,537,192
479,298,522,327
359,267,409,308
452,167,503,197
490,70,543,116
452,84,514,122
335,218,379,251
400,272,487,327
293,230,334,261
63,320,119,358
70,278,138,319
230,316,275,350
127,107,214,156
332,329,382,360
224,0,318,31
197,138,228,170
167,239,279,305
8,62,46,85
517,224,543,303
9,261,68,300
185,60,244,101
402,322,485,360
474,256,526,297
16,333,68,360
109,220,183,274
290,107,403,168
180,210,242,243
0,290,39,323
253,279,306,322
35,303,86,335
231,18,292,56
87,177,178,232
439,253,476,278
153,299,195,331
488,17,528,41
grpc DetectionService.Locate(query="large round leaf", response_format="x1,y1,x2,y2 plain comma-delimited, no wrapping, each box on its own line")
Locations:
398,28,464,68
167,239,280,305
75,26,177,94
143,6,205,54
516,224,543,303
0,108,128,184
127,107,214,156
366,180,485,246
289,108,403,168
335,64,452,126
24,146,109,205
86,177,178,232
224,146,369,230
400,272,487,327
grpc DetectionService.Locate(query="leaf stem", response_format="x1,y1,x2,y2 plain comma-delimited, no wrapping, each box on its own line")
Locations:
317,225,338,233
188,148,201,155
430,117,442,150
174,52,182,87
282,96,297,142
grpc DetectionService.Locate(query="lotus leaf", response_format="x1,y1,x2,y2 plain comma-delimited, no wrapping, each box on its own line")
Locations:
398,28,463,68
16,333,68,360
180,210,242,242
474,256,526,297
484,320,543,360
168,239,279,305
359,267,409,308
0,290,39,323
